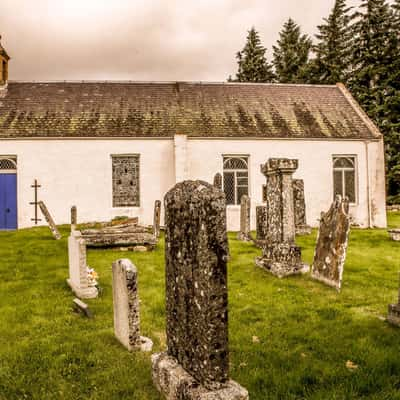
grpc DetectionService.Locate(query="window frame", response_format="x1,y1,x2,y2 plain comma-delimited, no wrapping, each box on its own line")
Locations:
222,154,250,206
332,155,358,205
111,153,141,208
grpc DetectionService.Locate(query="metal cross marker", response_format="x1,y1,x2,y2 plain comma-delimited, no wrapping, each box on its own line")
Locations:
30,179,42,224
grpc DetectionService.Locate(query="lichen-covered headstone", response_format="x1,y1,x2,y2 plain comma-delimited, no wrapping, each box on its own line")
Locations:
388,274,400,326
112,258,153,351
213,172,222,190
39,201,61,240
256,205,268,242
255,158,309,278
67,230,98,298
152,200,161,239
152,180,248,400
292,179,311,235
237,195,251,241
311,195,350,291
71,205,77,232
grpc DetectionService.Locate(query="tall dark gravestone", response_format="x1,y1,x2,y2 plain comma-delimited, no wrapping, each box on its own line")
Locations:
152,180,248,400
213,172,222,190
292,179,311,235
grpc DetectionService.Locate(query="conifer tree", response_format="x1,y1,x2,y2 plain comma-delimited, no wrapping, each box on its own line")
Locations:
232,27,275,82
310,0,354,84
272,18,312,83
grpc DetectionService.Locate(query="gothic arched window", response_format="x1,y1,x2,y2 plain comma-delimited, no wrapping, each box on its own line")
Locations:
333,156,356,203
223,156,249,205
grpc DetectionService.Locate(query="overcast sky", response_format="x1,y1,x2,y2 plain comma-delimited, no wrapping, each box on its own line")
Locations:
0,0,364,82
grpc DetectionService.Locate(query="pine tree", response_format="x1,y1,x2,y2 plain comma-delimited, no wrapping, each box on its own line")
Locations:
310,0,354,84
232,27,275,83
272,18,313,83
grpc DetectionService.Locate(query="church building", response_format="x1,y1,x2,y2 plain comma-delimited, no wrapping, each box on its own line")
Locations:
0,38,386,231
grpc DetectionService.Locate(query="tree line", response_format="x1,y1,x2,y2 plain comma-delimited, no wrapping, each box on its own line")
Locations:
229,0,400,203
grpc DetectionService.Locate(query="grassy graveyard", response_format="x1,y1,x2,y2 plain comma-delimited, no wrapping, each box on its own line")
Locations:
1,213,400,399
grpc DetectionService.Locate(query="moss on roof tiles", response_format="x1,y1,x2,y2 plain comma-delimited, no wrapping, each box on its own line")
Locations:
0,82,378,139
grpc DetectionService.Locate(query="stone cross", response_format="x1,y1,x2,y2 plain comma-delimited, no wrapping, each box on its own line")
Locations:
255,158,309,278
237,194,251,241
152,200,161,239
213,172,222,190
71,205,77,232
388,273,400,327
67,230,98,299
38,201,61,240
112,258,153,351
292,179,311,235
152,180,248,400
311,195,350,291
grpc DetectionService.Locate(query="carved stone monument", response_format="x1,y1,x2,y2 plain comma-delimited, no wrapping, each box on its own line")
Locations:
38,201,61,240
255,158,309,278
112,258,153,351
152,180,248,400
213,172,222,190
71,205,77,232
292,179,311,235
237,195,251,242
311,195,350,290
153,200,161,239
67,230,98,299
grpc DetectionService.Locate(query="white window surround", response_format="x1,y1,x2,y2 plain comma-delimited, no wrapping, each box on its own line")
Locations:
332,155,358,205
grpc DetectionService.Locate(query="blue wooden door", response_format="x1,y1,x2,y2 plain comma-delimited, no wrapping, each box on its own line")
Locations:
0,174,17,230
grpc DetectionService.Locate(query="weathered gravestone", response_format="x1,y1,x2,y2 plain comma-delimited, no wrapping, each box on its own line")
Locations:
38,201,61,240
256,205,268,243
311,195,350,291
213,172,222,190
71,205,77,232
388,274,400,326
237,194,251,242
292,179,311,235
255,158,309,278
388,229,400,241
67,230,98,298
112,258,153,351
151,180,248,400
153,200,161,239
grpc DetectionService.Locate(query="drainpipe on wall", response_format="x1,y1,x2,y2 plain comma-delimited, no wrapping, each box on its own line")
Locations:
365,140,372,228
174,134,188,183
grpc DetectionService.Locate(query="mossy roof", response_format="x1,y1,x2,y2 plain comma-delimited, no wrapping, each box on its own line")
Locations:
0,81,380,139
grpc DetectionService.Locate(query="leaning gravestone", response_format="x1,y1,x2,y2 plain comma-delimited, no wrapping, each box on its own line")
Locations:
112,258,153,351
71,205,77,232
292,179,311,235
213,172,222,190
255,158,309,277
152,180,248,400
152,200,161,239
67,230,98,298
311,195,350,291
38,201,62,240
237,194,251,241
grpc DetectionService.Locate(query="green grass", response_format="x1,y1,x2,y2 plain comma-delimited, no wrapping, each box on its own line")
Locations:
1,213,400,399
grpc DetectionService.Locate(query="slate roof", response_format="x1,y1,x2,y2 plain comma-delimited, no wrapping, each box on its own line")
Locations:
0,81,381,139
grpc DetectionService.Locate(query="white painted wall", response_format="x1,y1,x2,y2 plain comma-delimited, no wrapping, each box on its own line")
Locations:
186,138,387,230
0,136,386,230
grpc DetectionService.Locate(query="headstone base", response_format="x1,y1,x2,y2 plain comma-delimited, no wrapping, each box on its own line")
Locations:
255,243,309,278
388,229,400,241
152,353,249,400
311,271,341,291
66,279,98,299
388,303,400,326
296,225,312,235
237,232,252,242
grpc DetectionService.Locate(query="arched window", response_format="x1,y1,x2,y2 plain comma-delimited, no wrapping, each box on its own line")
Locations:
0,157,17,173
333,156,356,203
223,156,249,205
